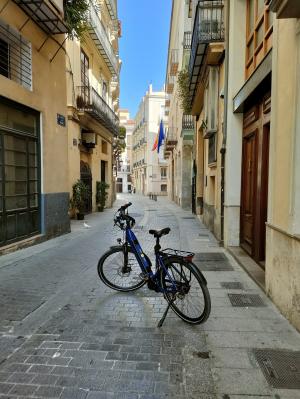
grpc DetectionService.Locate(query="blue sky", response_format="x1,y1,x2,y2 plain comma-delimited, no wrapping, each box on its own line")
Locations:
118,0,172,118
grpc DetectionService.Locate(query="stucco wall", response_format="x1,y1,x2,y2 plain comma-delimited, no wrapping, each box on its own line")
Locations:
266,18,300,332
0,1,70,237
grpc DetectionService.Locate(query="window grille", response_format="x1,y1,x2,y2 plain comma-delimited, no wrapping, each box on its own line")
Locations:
0,19,32,90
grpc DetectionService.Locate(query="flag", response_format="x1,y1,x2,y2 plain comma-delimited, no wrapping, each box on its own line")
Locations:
157,119,165,153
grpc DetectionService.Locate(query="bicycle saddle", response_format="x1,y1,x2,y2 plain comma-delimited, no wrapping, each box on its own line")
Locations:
149,228,171,238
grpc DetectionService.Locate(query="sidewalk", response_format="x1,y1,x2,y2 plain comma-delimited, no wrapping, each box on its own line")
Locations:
0,194,299,398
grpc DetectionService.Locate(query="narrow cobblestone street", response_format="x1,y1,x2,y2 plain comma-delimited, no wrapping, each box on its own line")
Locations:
0,194,300,399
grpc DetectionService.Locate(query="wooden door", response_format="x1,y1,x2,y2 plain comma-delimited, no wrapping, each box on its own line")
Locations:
240,130,257,255
240,94,271,265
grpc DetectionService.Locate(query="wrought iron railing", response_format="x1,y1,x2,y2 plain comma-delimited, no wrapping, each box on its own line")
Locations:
105,0,117,20
189,0,224,77
183,31,192,49
0,20,32,90
88,2,118,74
12,0,67,34
165,127,177,143
182,115,194,130
76,86,119,135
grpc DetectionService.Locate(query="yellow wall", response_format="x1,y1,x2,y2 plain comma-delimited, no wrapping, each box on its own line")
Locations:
0,1,68,194
266,18,300,331
66,17,117,210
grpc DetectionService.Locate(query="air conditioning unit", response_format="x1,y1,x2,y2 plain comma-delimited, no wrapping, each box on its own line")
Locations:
82,131,96,148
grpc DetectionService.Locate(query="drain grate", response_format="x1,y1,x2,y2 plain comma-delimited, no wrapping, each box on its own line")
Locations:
221,282,244,290
253,349,300,389
194,261,234,272
194,252,227,261
228,294,266,307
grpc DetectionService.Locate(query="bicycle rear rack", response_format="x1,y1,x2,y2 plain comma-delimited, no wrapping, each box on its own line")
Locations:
160,248,195,261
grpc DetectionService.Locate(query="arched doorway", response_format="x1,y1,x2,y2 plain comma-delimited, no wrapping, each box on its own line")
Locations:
80,161,92,214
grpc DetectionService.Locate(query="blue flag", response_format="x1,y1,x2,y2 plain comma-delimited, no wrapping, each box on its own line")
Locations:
157,120,165,153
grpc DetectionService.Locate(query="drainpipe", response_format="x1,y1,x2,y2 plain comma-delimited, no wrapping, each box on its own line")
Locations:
220,0,230,245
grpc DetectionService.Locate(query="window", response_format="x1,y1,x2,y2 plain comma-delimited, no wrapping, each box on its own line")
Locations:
246,0,273,78
208,134,217,165
81,49,89,87
102,140,108,154
203,67,218,136
0,21,32,90
161,184,167,192
102,82,107,101
161,167,167,179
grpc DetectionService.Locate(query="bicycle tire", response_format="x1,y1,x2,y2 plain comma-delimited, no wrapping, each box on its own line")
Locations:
98,246,148,292
160,256,211,324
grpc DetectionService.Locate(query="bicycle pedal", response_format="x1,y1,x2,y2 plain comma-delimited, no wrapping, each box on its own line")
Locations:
140,273,148,281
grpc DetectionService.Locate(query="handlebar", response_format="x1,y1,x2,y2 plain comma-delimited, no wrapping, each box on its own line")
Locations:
114,202,135,230
118,202,132,212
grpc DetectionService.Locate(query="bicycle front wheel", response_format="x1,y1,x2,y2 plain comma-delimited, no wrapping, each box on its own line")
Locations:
97,246,147,292
160,256,211,324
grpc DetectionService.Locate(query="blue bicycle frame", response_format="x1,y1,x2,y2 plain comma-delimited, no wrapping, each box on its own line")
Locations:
125,227,177,293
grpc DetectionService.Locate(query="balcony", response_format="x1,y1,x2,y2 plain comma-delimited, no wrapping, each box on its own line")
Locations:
181,115,194,143
76,86,119,136
13,0,67,34
166,75,175,94
269,0,300,18
105,0,117,20
189,0,224,103
165,98,170,107
165,127,177,150
169,49,179,76
88,2,118,74
111,74,119,100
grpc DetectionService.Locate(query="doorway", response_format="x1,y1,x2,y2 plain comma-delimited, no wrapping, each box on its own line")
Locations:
240,95,271,265
80,161,92,213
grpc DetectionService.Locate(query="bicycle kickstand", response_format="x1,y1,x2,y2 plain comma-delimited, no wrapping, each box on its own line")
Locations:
157,297,175,328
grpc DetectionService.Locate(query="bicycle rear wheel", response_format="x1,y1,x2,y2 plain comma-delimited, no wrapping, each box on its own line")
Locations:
160,256,211,324
98,246,147,292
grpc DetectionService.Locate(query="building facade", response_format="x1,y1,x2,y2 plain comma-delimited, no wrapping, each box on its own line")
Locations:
66,0,120,213
188,0,225,240
164,0,195,210
0,0,70,251
116,109,133,193
182,0,300,331
132,85,168,196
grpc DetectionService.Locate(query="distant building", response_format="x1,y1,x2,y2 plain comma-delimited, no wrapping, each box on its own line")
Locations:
66,0,120,213
132,85,168,196
164,0,194,209
116,109,134,193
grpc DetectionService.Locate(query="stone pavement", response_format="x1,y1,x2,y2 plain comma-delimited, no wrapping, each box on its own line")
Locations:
0,194,300,399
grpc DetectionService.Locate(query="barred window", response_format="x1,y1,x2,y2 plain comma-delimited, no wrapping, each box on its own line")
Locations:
0,19,32,90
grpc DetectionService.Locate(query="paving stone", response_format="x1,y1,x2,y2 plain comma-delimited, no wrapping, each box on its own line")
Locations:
7,372,35,384
9,383,38,396
60,387,88,399
0,383,14,394
35,385,62,398
28,365,54,374
31,373,58,385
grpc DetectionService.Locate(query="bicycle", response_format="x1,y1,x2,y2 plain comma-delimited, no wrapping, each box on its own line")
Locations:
97,202,211,327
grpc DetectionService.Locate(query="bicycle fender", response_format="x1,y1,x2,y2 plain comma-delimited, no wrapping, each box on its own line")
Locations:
190,262,208,285
109,245,123,251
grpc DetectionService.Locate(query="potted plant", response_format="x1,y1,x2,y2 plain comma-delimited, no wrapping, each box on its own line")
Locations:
96,181,110,212
70,180,89,220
